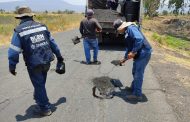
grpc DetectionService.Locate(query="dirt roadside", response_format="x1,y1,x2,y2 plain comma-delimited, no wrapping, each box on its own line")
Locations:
148,40,190,122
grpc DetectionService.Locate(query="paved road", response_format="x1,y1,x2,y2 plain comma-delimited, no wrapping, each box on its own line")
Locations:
0,29,177,122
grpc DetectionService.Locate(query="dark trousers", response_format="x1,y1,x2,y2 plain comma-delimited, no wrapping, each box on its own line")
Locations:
27,64,51,110
131,52,151,97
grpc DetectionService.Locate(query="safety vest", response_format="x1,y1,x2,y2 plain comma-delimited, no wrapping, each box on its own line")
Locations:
15,19,54,68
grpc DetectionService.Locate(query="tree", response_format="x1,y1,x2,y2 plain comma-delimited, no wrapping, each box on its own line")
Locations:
188,8,190,15
44,10,48,14
163,0,185,15
162,10,168,15
0,9,5,14
14,6,20,14
57,10,62,14
144,0,160,17
63,9,75,14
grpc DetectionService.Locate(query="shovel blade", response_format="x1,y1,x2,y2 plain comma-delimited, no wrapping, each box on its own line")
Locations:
72,36,81,45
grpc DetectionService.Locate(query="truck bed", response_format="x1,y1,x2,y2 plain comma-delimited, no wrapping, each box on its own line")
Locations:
93,9,125,32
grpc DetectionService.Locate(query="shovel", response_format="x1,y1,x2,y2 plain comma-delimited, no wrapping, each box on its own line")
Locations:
72,36,82,45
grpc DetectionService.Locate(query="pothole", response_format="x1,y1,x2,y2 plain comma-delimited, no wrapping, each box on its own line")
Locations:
92,76,123,99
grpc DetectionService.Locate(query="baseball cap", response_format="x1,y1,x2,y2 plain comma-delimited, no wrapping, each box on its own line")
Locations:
86,9,94,17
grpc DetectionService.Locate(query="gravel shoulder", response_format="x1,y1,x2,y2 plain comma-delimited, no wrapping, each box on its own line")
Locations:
149,41,190,122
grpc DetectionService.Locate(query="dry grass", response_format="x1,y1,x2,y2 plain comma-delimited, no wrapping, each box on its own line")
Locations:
144,30,190,70
143,15,190,40
164,53,190,69
143,15,190,57
0,13,83,46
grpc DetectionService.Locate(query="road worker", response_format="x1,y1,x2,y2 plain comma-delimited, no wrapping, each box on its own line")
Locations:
8,6,64,116
79,9,102,65
113,19,152,101
107,0,119,10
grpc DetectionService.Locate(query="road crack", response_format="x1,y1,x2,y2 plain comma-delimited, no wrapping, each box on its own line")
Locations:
0,99,10,112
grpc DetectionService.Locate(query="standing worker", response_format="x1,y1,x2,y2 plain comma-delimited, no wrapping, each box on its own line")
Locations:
79,9,102,65
8,6,64,116
107,0,119,10
113,19,152,101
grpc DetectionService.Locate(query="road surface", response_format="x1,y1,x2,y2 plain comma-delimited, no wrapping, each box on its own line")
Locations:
0,29,177,122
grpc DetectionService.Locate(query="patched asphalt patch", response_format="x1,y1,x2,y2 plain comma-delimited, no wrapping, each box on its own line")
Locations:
92,76,123,99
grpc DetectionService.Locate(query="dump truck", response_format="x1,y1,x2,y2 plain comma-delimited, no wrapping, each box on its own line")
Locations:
86,0,143,43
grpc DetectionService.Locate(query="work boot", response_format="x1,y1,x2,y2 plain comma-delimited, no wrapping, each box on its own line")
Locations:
81,61,92,65
126,94,143,101
92,61,101,65
125,86,133,93
33,107,52,116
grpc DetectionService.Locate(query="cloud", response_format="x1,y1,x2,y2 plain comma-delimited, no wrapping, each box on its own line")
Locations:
0,0,22,2
62,0,86,5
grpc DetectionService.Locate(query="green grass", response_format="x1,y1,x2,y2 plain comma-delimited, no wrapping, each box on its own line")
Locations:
0,13,83,45
152,33,190,55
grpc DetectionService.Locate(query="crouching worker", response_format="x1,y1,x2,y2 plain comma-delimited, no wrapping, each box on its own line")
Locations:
8,6,64,116
113,19,152,101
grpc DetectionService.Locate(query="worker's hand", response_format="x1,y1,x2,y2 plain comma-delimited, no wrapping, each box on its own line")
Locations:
119,59,127,66
128,52,136,60
96,28,102,33
57,56,64,63
9,69,17,76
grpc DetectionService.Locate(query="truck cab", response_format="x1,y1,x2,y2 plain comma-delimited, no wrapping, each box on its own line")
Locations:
86,0,143,43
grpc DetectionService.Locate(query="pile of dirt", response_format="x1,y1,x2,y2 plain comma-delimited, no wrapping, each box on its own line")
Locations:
91,0,107,9
163,18,190,40
143,16,190,40
94,9,120,22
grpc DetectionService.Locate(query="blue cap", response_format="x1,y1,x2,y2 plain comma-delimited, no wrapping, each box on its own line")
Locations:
86,9,94,17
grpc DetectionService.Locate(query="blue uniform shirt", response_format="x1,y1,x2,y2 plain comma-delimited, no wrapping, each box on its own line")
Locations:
8,19,62,70
124,25,152,59
8,32,22,70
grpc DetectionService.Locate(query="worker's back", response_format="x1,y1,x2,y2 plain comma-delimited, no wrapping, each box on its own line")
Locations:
80,17,102,39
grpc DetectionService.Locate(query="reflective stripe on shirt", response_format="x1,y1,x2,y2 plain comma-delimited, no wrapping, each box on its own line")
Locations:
10,44,22,53
19,27,47,37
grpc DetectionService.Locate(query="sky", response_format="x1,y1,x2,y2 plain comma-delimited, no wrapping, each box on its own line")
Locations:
0,0,86,5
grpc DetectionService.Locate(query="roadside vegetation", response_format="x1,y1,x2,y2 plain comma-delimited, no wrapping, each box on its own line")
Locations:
143,15,190,57
0,13,83,46
152,33,190,55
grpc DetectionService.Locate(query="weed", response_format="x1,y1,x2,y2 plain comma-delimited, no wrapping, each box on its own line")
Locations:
151,32,190,55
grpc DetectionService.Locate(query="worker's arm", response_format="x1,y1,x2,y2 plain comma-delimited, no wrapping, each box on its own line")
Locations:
94,19,102,32
79,21,84,36
120,31,129,64
128,25,144,54
8,32,22,75
47,31,64,62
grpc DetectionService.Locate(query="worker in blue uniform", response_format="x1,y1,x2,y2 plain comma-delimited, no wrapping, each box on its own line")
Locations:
8,6,64,116
113,19,152,101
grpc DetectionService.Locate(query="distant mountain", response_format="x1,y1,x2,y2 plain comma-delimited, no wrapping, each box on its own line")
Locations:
0,0,85,12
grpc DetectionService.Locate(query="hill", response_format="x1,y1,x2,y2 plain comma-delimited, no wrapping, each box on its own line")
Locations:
0,0,85,12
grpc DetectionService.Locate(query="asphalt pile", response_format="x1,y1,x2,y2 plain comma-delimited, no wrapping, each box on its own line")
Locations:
92,76,115,99
91,0,107,9
93,9,121,22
